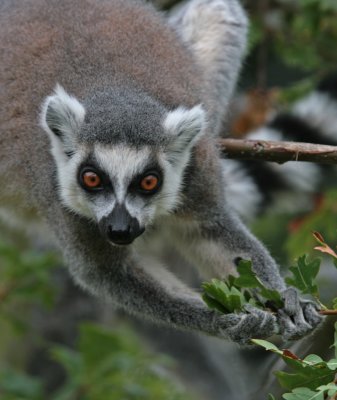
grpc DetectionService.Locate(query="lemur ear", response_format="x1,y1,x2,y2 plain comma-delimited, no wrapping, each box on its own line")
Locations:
41,85,85,156
163,105,206,164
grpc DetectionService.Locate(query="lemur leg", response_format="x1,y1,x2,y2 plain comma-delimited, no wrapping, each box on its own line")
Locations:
47,206,276,344
169,0,248,134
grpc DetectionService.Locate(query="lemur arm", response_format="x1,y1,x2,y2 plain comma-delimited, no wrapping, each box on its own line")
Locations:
167,0,322,339
169,0,248,134
170,205,322,340
48,208,276,344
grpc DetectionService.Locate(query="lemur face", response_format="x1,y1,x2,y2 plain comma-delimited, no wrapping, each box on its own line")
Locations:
41,85,205,245
57,143,182,245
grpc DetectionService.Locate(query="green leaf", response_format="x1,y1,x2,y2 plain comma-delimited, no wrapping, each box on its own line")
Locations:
317,384,337,397
251,339,283,354
253,339,336,392
79,323,137,367
332,298,337,310
326,359,337,370
334,322,337,359
234,260,283,307
303,355,324,364
202,279,247,313
202,260,284,314
202,293,228,314
0,369,43,398
282,387,324,400
51,347,83,378
268,394,276,400
285,256,320,297
276,364,335,391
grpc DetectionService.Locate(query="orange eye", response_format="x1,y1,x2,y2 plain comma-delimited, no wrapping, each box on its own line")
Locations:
140,174,160,192
82,171,102,189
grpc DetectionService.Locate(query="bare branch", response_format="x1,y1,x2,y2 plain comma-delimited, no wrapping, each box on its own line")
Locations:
319,310,337,316
218,138,337,164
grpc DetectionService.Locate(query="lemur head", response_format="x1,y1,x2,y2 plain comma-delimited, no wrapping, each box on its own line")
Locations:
41,85,206,245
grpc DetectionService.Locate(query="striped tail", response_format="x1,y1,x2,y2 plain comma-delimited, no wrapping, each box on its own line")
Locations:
222,73,337,221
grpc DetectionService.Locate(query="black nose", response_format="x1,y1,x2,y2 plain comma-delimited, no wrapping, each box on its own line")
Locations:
99,204,145,245
107,224,134,245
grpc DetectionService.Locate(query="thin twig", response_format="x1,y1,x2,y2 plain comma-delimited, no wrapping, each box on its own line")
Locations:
320,310,337,316
218,138,337,164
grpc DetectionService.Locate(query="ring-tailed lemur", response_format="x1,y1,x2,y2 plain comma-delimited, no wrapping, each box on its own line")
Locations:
223,73,337,221
0,0,322,344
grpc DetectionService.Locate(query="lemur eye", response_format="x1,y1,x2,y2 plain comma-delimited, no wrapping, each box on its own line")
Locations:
139,174,160,193
81,171,102,190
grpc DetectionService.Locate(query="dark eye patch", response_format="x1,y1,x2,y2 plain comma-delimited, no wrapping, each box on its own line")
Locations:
129,164,163,196
77,156,112,193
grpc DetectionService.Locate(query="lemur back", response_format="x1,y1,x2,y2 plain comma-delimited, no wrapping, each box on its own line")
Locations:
0,0,204,217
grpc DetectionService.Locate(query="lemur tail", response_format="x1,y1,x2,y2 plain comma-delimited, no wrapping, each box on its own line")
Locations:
223,73,337,221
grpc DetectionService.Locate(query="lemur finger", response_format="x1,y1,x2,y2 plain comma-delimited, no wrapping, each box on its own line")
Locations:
215,313,242,337
246,307,277,336
277,309,296,340
278,309,311,340
282,287,300,316
225,307,276,344
302,302,323,328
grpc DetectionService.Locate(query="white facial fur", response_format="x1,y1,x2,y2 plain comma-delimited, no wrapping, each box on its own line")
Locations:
40,85,85,160
48,142,202,228
41,86,206,230
163,104,206,167
91,145,168,226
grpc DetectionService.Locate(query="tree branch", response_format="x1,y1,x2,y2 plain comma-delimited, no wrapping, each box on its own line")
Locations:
319,309,337,316
218,138,337,164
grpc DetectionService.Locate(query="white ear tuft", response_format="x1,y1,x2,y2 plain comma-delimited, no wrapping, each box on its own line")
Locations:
163,104,206,164
40,84,85,156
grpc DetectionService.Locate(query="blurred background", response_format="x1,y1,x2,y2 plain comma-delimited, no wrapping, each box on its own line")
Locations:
1,0,337,399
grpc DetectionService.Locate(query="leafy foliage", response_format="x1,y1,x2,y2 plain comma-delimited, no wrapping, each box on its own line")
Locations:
335,322,337,360
0,242,58,309
285,256,320,297
252,243,337,400
203,232,337,399
253,340,337,399
202,260,283,314
0,240,190,400
0,241,59,335
234,260,283,307
202,279,247,313
247,0,337,77
0,324,189,400
49,324,189,400
286,190,337,260
0,369,43,399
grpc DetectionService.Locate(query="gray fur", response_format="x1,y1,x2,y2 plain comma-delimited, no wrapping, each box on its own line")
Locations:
0,0,321,344
169,0,248,134
81,86,168,146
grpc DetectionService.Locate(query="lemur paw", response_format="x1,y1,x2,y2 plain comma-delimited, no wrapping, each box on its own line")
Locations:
216,305,277,345
277,288,323,340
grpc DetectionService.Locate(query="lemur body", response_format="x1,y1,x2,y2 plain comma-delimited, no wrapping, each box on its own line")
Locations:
0,0,321,343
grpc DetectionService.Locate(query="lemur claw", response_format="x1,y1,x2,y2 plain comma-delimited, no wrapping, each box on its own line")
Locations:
277,288,323,340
